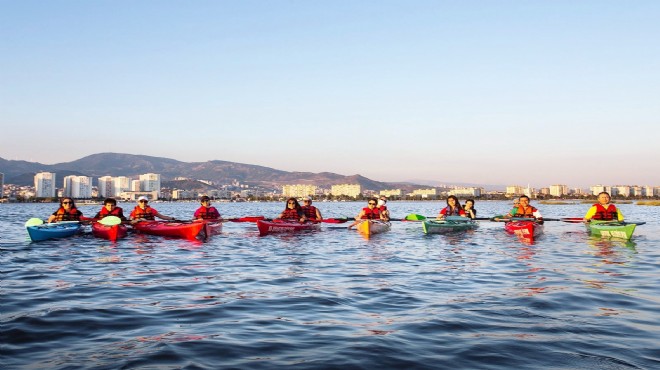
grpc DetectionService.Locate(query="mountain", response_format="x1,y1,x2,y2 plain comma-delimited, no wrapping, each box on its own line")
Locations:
0,152,436,192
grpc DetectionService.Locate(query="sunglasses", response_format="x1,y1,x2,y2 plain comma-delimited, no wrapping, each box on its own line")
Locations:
303,200,311,202
139,200,148,203
62,201,72,204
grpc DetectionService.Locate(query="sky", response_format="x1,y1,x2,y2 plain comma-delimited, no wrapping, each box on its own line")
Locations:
1,0,659,188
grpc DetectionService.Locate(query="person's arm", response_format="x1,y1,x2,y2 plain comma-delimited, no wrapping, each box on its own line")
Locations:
382,209,390,221
459,209,467,217
156,212,175,221
437,208,446,219
193,208,202,220
315,208,323,221
47,213,57,223
583,206,597,221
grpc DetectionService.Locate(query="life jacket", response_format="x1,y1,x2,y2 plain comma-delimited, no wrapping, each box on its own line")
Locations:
592,203,618,221
196,206,220,220
378,205,388,212
301,205,318,220
97,207,124,220
53,207,81,222
281,208,302,220
361,207,381,220
443,206,462,216
131,206,157,220
514,205,538,218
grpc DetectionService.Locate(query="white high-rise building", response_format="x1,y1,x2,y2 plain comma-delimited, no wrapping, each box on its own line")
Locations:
114,176,131,194
549,185,569,197
63,176,92,198
34,172,57,198
140,173,161,198
590,185,611,196
131,180,141,191
98,176,114,197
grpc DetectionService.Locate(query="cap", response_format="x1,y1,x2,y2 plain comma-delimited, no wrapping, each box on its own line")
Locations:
200,196,210,202
304,196,312,201
137,196,149,201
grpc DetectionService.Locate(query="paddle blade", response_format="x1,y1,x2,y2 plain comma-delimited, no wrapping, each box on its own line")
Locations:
25,218,44,227
405,214,426,221
98,216,122,226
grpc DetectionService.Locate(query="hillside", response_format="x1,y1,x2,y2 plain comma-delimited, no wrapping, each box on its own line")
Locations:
0,152,435,192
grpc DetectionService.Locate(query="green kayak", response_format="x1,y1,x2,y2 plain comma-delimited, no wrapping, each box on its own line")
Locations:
587,220,636,240
422,216,478,234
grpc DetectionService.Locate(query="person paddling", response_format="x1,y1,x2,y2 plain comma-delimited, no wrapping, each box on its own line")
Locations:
437,195,466,219
348,198,385,229
94,198,127,221
377,196,391,221
584,192,624,222
47,197,84,223
301,196,323,221
129,196,175,222
502,195,543,223
277,197,307,223
193,196,222,220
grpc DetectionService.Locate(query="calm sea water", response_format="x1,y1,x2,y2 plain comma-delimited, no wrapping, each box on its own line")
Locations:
1,201,659,369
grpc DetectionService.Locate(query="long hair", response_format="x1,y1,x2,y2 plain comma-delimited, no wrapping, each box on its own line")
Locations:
284,197,303,213
446,195,462,210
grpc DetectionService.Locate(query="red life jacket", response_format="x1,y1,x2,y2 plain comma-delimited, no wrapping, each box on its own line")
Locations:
514,205,538,218
97,207,125,220
196,206,220,220
53,207,82,222
592,203,619,220
131,206,156,220
281,208,302,220
361,207,381,220
301,205,318,220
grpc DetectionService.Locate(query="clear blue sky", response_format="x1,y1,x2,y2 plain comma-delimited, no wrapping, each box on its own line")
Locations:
2,1,659,188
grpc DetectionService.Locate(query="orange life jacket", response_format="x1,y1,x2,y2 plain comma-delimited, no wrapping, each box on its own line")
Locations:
53,207,82,222
131,206,156,220
514,205,538,218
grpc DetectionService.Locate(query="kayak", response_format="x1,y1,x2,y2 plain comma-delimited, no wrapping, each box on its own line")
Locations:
198,220,223,238
504,221,543,242
26,221,82,242
92,222,128,241
423,216,478,234
355,220,391,237
587,220,636,240
133,221,205,239
256,219,321,236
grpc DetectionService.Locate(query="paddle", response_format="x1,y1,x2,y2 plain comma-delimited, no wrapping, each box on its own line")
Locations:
98,216,122,226
25,218,44,227
226,216,266,222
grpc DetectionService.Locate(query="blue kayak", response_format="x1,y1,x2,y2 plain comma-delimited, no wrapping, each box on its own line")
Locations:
26,222,83,242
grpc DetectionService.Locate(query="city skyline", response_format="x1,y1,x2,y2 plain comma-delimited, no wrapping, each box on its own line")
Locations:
2,2,660,187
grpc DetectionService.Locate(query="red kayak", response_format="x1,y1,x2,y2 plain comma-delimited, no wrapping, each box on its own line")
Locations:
92,222,128,241
504,221,544,242
133,221,205,239
256,219,320,236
